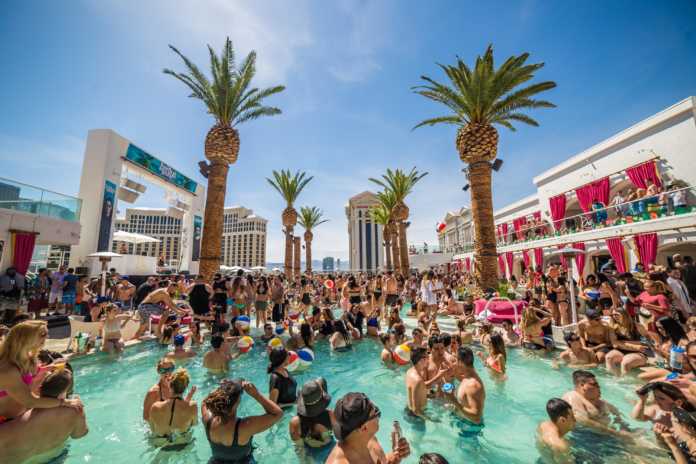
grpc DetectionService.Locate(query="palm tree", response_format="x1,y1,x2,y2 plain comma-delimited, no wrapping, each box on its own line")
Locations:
298,206,328,274
370,168,428,276
266,170,313,278
376,190,401,274
369,204,392,272
164,37,285,279
412,45,555,289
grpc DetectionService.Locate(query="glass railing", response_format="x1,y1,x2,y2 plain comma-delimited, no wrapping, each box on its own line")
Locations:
496,185,694,247
0,177,82,222
409,245,442,255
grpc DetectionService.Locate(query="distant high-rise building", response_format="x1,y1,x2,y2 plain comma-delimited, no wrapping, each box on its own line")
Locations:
346,191,384,272
221,206,267,268
322,257,335,271
113,208,182,266
336,258,341,270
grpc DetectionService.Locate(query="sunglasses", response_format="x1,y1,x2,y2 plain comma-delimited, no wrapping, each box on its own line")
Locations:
157,365,175,375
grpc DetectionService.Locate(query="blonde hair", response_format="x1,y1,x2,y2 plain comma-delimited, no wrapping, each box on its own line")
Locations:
0,320,47,374
169,368,190,395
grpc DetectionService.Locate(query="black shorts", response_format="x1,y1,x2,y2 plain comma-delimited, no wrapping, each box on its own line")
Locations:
385,294,398,306
349,296,361,305
272,303,284,322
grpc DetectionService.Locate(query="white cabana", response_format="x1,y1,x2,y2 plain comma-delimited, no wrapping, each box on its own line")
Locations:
113,230,160,244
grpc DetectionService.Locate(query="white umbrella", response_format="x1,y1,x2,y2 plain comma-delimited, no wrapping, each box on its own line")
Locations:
251,266,266,271
87,251,123,296
547,246,587,325
113,230,160,244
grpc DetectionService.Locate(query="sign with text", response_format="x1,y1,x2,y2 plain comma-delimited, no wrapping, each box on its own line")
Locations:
125,144,198,194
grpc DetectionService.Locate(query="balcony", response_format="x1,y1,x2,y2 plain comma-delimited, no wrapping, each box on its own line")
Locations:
0,177,82,222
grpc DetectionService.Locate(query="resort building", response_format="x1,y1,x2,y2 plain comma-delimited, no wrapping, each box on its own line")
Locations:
322,256,335,271
346,191,384,272
221,206,267,268
444,96,696,278
113,208,182,267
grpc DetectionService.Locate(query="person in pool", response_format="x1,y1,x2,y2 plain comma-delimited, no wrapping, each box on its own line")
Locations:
477,333,507,376
0,369,88,464
326,392,410,464
167,334,196,361
330,320,353,351
448,347,485,431
144,358,175,421
408,327,427,350
500,319,520,346
558,332,598,368
632,381,695,438
268,347,298,407
562,370,632,439
406,347,448,420
366,308,381,337
520,305,554,351
290,377,336,456
148,368,197,449
204,335,235,374
260,322,275,343
203,379,283,464
657,407,696,464
577,308,617,363
380,333,395,365
536,398,576,463
426,334,450,395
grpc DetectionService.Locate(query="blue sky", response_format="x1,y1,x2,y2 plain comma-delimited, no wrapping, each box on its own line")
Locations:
1,0,695,262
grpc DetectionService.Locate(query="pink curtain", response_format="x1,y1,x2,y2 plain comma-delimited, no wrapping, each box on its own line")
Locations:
574,177,610,212
533,211,541,221
534,248,544,269
626,160,662,189
498,255,505,276
573,242,586,275
549,195,567,230
12,232,37,275
465,257,471,272
501,223,509,243
505,252,514,278
522,250,530,269
496,225,501,241
557,245,568,270
513,217,525,240
606,237,627,273
634,233,658,266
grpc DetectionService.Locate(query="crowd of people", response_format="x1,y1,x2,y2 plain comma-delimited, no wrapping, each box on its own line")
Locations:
1,254,696,462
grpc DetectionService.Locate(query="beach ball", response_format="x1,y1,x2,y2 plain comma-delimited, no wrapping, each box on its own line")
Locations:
286,350,301,372
269,337,283,349
237,336,254,353
237,315,251,330
297,348,315,369
288,308,300,320
392,344,411,366
325,279,335,290
274,325,285,335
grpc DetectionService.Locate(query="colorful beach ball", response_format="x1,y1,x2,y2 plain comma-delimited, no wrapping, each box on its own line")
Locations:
288,308,300,320
237,315,251,329
325,279,335,289
268,337,283,349
297,348,315,369
286,350,301,372
237,336,254,353
274,325,285,335
392,343,411,366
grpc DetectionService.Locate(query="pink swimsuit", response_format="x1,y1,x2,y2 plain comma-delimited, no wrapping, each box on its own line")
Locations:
0,372,34,398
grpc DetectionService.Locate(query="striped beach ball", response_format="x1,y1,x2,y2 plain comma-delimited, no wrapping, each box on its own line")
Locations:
237,315,251,330
237,336,254,353
288,308,300,320
286,350,301,372
297,348,315,369
268,337,283,349
392,343,411,365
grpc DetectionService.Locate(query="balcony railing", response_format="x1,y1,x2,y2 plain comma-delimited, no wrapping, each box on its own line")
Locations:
0,177,82,222
496,185,694,247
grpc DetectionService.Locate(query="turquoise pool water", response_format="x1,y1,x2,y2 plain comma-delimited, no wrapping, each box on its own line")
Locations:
63,332,673,463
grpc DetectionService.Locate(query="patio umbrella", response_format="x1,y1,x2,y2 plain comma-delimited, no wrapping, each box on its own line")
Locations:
113,230,160,244
87,251,123,296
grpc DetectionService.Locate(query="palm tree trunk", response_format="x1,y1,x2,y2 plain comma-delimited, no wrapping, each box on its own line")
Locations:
284,229,293,278
305,238,312,273
398,221,409,276
293,236,301,277
384,238,392,272
468,160,498,289
199,161,228,279
391,229,400,274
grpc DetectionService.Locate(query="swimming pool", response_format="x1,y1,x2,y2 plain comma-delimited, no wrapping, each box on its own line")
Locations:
64,333,673,463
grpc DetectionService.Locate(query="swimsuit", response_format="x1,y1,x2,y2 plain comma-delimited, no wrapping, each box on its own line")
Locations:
269,372,297,405
205,417,255,464
299,411,334,447
455,416,485,437
0,372,33,398
153,397,193,450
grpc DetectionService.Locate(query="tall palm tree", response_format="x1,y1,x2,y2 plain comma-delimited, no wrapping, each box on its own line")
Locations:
370,168,428,276
412,45,555,289
298,206,328,274
164,37,285,279
369,204,392,272
376,190,401,274
266,170,313,277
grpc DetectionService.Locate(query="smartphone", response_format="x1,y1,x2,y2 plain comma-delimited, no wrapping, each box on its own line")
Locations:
391,420,402,450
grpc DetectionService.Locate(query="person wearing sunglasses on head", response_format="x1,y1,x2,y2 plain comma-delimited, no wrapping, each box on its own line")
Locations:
143,358,175,421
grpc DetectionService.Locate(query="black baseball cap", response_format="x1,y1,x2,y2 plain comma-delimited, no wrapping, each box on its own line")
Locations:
333,392,381,441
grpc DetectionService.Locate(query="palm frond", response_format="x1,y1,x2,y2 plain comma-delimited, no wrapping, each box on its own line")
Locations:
369,167,428,203
266,169,314,206
298,206,329,230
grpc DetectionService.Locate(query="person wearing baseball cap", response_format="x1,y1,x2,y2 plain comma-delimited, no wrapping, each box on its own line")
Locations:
289,377,334,451
326,392,410,463
166,333,196,361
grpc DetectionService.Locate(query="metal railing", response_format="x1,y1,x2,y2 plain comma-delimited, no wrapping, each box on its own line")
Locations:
0,177,82,222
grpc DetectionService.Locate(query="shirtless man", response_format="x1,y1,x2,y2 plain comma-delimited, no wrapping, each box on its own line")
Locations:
408,327,427,350
426,334,451,394
384,272,399,309
203,335,234,374
113,277,135,310
167,334,196,361
577,309,617,363
405,348,448,419
537,398,576,464
562,370,632,438
448,347,485,429
135,281,188,338
0,370,88,464
558,332,598,368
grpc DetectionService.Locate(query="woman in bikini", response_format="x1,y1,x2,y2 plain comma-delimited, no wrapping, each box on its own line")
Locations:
554,276,571,326
229,277,247,318
520,305,554,351
101,304,135,354
255,277,270,329
604,307,651,376
143,358,175,421
477,333,507,377
148,368,198,450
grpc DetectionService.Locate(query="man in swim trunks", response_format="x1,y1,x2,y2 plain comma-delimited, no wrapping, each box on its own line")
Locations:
559,332,598,368
562,370,632,439
114,277,135,310
577,309,617,363
0,369,88,464
426,334,451,395
384,272,399,308
406,348,448,420
448,347,485,430
135,281,187,338
537,398,576,462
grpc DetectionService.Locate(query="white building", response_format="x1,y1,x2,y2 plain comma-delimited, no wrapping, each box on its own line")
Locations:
346,191,384,272
113,208,182,266
446,96,696,278
222,206,267,268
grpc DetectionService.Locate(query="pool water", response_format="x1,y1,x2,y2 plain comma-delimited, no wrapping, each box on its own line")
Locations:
64,333,673,463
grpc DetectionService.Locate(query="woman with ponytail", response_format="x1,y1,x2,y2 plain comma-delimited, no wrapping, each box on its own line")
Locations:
268,347,297,407
203,378,282,463
148,368,197,449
